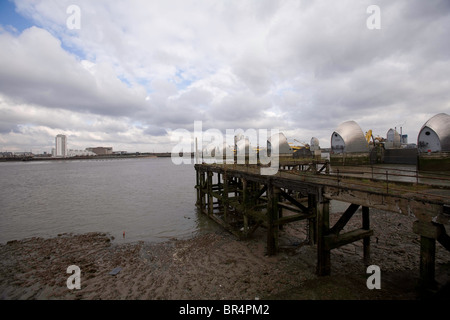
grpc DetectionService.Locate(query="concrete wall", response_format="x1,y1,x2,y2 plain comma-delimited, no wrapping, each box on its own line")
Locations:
383,148,418,165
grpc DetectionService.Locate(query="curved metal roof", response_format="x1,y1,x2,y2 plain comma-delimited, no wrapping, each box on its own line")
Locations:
418,113,450,152
331,120,369,153
235,137,254,155
203,141,233,158
310,137,320,151
267,132,293,154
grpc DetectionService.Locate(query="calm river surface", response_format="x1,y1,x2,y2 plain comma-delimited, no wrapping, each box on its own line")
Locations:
0,157,218,244
1,157,446,245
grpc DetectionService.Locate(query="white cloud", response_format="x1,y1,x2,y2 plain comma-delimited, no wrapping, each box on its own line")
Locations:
0,0,449,152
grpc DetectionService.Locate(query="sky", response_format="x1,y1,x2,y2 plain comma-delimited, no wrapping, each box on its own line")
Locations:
0,0,449,153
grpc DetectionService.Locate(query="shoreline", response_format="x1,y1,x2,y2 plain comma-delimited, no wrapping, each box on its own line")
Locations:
0,154,171,162
1,208,449,300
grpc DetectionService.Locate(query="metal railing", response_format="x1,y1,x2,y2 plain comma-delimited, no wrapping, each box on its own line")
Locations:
197,162,450,204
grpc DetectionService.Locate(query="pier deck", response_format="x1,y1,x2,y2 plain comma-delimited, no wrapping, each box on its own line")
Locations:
195,160,450,289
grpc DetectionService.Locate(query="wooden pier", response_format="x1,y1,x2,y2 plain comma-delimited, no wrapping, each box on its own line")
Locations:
194,160,450,290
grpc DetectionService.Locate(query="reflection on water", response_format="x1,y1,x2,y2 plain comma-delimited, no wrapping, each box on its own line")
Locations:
0,158,218,244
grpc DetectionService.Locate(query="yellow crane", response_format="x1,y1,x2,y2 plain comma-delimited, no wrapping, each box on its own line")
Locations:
365,130,373,144
288,139,309,151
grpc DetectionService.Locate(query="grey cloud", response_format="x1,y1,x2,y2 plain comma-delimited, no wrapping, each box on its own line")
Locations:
0,121,19,134
0,27,146,118
1,0,449,151
143,126,168,137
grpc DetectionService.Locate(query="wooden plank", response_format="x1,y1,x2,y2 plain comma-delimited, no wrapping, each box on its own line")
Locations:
308,193,316,244
274,212,315,226
209,172,214,215
419,236,436,288
328,203,360,234
208,214,243,239
242,179,249,237
316,196,331,276
413,221,450,252
278,202,306,214
323,186,444,221
413,221,443,239
324,228,373,250
362,206,370,265
279,189,308,212
266,183,279,256
223,172,229,222
256,185,267,199
438,230,450,252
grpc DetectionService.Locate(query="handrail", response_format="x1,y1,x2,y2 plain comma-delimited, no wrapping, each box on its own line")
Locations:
199,162,450,203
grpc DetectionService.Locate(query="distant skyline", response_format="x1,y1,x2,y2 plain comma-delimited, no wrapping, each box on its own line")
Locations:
1,0,449,153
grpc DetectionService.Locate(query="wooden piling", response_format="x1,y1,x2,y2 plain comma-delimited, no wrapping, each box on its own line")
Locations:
308,193,316,244
413,221,440,289
197,171,206,214
267,182,280,255
316,193,331,276
223,171,229,222
242,178,249,237
194,161,449,289
362,206,370,265
419,236,436,289
207,171,213,216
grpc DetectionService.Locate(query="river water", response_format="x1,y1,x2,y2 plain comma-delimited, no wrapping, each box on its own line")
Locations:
0,157,219,244
2,157,447,245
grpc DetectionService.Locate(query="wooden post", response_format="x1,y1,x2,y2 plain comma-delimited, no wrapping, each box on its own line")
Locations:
195,168,200,207
362,206,370,265
267,182,279,255
308,193,316,244
223,172,228,222
199,171,206,214
419,236,436,289
413,221,439,289
316,190,331,276
207,171,213,216
242,178,249,237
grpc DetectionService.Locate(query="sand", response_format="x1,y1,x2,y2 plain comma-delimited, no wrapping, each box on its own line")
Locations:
1,208,449,300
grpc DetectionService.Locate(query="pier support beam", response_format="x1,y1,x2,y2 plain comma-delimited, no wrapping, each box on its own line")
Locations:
207,171,213,216
362,206,371,266
412,220,443,289
242,178,249,237
196,170,206,214
308,194,317,244
267,183,280,256
223,172,229,222
194,163,449,291
419,235,436,289
316,194,331,276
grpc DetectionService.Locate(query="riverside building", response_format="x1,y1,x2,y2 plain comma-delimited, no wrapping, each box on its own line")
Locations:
55,134,67,158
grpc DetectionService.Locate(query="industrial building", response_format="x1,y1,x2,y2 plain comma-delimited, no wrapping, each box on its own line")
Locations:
66,149,97,157
86,147,113,155
385,128,401,149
